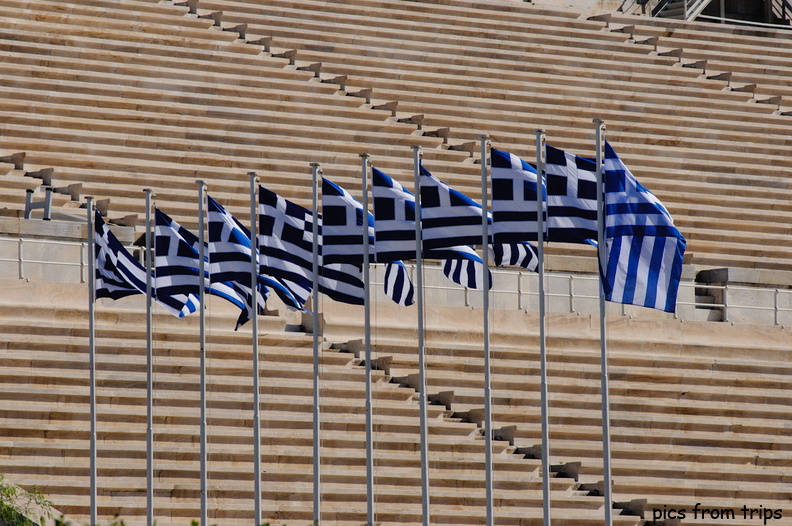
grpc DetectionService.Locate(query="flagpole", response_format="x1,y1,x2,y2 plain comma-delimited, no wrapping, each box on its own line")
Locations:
534,130,552,526
144,188,155,526
412,145,430,526
248,172,262,526
479,135,494,526
360,153,375,526
196,180,208,526
310,162,322,526
86,196,97,526
594,119,613,526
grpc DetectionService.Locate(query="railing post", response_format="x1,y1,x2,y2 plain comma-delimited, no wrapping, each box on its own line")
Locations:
464,285,470,307
81,241,87,284
517,272,523,311
774,288,780,326
722,284,729,323
569,274,574,313
18,238,24,280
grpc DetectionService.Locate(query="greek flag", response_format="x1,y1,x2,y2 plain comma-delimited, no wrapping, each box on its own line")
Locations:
94,211,196,318
491,148,545,243
491,242,539,272
602,142,686,313
372,167,482,261
383,260,414,306
155,208,267,329
373,166,501,290
420,164,490,251
323,177,415,307
94,210,147,300
258,186,365,306
545,144,598,244
372,167,417,263
321,178,373,265
206,196,301,319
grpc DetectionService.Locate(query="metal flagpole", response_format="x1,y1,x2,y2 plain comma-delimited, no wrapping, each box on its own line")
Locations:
310,162,322,526
360,153,375,526
144,188,155,526
86,196,97,526
412,145,430,526
593,119,613,526
479,135,494,526
196,180,208,526
248,172,262,525
534,130,552,526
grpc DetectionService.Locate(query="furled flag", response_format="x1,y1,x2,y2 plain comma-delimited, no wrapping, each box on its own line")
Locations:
383,260,414,306
441,245,492,290
258,185,365,306
602,141,686,313
206,196,301,320
419,164,490,251
155,208,269,329
93,210,197,317
322,177,415,306
490,147,545,243
491,242,540,272
545,145,598,244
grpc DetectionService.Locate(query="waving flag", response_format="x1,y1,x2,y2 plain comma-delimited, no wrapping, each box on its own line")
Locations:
545,145,598,244
258,186,366,306
419,164,490,251
372,167,418,263
602,142,686,313
94,211,197,317
206,196,301,320
155,208,273,329
321,178,374,265
491,148,545,243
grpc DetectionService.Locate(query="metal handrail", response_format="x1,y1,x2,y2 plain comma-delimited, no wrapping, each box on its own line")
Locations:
3,235,792,326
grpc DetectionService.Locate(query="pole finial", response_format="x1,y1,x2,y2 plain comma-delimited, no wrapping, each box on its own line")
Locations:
359,152,371,159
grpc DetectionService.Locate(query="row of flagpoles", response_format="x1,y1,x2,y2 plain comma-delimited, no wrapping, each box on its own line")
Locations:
83,119,686,526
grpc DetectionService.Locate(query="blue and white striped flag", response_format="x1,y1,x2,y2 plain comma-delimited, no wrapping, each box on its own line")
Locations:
441,245,492,290
94,210,147,301
420,164,490,251
372,167,417,263
258,186,365,306
602,142,686,313
491,148,545,243
156,208,269,329
373,166,499,291
94,211,196,317
321,178,373,265
206,196,301,319
323,177,415,307
491,242,539,272
545,145,598,244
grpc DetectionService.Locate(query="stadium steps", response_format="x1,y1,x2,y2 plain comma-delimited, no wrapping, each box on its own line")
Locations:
2,280,610,525
324,303,792,523
2,0,792,270
184,0,792,270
